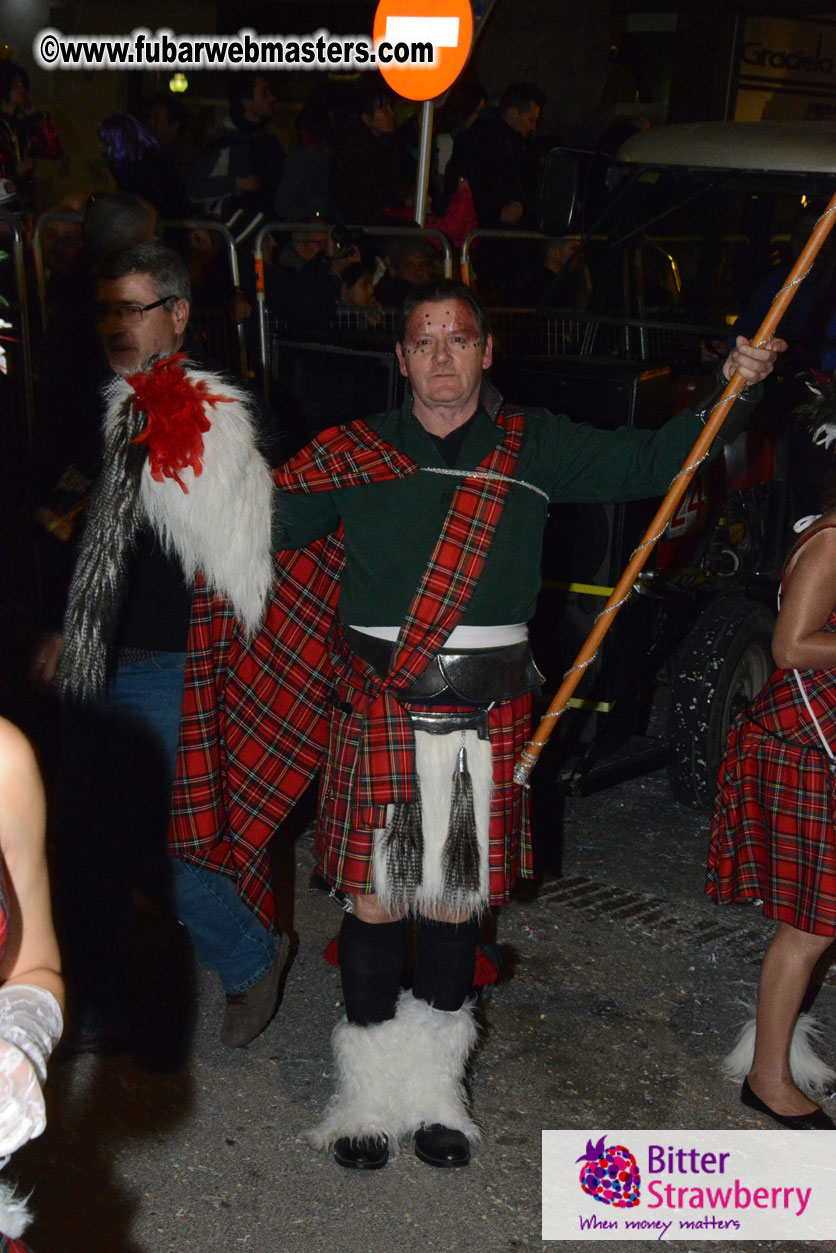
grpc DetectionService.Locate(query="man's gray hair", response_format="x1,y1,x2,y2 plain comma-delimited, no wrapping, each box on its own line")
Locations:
97,241,192,304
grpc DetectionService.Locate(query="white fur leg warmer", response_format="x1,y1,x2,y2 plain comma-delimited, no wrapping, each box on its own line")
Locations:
306,1012,415,1155
306,991,481,1154
722,1012,836,1097
396,992,482,1143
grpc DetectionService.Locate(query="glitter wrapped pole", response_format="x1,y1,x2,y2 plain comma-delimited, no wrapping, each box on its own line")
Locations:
514,190,836,787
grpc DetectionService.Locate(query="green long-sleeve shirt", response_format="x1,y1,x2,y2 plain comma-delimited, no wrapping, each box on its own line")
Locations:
272,382,713,627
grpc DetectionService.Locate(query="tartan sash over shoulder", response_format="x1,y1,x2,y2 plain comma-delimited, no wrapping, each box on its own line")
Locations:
326,408,527,830
169,406,526,925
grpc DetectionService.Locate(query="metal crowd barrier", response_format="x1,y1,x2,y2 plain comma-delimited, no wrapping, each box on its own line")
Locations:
460,227,562,286
269,337,405,449
253,222,453,401
331,307,397,334
485,308,726,367
163,220,248,378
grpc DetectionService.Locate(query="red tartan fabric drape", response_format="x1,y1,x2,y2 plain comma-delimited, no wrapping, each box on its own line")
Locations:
169,422,418,926
169,408,530,922
170,537,343,927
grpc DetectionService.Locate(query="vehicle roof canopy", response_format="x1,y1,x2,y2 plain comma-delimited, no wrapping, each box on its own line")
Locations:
616,121,836,175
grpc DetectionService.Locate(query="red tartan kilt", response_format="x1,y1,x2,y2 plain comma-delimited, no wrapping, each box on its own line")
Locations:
315,693,534,905
707,717,836,936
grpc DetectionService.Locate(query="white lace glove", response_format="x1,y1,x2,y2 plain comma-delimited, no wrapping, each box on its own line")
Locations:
0,985,62,1155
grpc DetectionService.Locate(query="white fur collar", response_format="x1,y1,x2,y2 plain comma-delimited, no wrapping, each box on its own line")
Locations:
104,364,274,636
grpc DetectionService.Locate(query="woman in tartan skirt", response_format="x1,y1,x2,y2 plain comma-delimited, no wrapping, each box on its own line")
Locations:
708,496,836,1129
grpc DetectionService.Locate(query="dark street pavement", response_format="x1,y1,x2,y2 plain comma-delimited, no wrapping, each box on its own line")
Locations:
12,771,836,1253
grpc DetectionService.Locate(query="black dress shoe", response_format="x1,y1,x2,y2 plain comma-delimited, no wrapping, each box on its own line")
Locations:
333,1136,388,1169
414,1124,470,1168
741,1077,836,1129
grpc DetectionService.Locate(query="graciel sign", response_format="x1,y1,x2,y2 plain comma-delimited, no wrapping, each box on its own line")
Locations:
735,16,836,121
741,32,834,76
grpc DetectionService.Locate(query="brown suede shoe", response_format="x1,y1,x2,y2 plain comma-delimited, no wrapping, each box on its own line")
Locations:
221,931,291,1048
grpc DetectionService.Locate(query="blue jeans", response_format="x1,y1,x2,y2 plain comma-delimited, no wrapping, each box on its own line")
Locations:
58,653,277,1006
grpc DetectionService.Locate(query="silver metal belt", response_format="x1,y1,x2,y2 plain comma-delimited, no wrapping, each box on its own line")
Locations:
344,627,544,704
408,708,491,740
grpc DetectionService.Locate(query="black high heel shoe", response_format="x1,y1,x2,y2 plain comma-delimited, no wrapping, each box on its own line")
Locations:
741,1077,835,1129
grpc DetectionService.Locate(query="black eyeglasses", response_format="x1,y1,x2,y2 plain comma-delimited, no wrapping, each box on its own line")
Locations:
95,296,178,326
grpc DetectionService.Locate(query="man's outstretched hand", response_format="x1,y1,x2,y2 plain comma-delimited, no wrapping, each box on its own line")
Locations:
722,335,787,386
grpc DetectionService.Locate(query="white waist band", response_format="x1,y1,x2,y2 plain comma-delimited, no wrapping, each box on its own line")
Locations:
347,623,528,648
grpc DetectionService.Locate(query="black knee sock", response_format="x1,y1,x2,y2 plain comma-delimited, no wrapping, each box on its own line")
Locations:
338,912,407,1025
413,916,480,1012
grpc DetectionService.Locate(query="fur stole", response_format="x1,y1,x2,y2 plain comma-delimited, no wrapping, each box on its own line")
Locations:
58,354,274,700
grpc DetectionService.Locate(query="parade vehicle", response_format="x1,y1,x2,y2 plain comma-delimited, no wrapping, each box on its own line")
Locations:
504,121,836,808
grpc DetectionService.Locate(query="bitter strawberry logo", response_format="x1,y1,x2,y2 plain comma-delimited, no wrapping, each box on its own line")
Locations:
577,1136,641,1208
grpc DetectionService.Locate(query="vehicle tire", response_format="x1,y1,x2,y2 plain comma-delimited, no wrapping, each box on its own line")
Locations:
666,594,775,810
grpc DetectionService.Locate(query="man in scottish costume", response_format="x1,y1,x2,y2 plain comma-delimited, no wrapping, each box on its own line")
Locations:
256,279,783,1169
43,242,289,1051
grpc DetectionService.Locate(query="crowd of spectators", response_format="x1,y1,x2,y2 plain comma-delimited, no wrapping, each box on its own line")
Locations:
1,66,576,352
8,62,836,502
8,58,836,351
9,60,836,383
3,58,836,473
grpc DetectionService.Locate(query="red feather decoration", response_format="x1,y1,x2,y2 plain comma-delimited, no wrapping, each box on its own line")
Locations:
127,353,232,491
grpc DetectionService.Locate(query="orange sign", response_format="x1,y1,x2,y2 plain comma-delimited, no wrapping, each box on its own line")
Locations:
373,0,473,101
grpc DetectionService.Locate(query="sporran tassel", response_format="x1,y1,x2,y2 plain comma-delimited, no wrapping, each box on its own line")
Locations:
442,741,481,895
384,797,424,902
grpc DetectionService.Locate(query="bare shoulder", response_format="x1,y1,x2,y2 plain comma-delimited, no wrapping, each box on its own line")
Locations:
0,719,38,776
785,516,836,579
0,720,43,817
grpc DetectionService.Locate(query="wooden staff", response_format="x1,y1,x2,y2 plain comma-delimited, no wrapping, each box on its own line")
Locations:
514,191,836,787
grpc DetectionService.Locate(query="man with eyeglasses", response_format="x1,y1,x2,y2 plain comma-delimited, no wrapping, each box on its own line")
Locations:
95,289,186,370
38,241,289,1057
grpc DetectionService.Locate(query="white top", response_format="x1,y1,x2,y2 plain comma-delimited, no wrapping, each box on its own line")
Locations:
348,623,528,648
